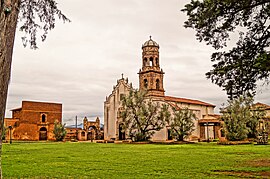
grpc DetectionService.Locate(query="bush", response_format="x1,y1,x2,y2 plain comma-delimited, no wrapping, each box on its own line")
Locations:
53,121,67,141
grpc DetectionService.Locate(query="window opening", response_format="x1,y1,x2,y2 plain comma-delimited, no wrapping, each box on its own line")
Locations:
144,79,148,88
143,58,147,66
156,79,160,90
150,57,153,66
42,114,46,123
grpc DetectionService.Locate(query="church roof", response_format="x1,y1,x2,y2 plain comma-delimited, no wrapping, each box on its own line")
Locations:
164,96,215,107
142,36,159,48
198,119,221,123
253,102,270,109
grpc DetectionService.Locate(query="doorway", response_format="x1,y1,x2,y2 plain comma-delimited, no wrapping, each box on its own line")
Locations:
118,124,125,140
167,129,173,140
204,124,215,140
39,127,47,140
87,126,96,141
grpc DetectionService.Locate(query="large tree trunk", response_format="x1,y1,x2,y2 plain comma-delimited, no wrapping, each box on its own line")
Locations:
0,0,20,178
178,135,184,141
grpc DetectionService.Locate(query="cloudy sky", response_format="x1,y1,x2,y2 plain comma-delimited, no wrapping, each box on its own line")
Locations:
5,0,270,125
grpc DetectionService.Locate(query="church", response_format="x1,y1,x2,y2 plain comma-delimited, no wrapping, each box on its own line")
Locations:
104,37,221,142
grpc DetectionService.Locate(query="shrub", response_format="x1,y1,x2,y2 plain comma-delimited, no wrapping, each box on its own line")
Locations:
53,121,67,141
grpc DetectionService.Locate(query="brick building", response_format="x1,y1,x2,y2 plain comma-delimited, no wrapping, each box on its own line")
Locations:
4,101,62,141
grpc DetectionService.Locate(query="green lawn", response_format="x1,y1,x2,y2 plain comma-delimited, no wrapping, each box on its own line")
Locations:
2,142,270,178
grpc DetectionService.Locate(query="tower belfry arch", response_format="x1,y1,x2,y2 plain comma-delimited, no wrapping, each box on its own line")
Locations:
138,37,165,97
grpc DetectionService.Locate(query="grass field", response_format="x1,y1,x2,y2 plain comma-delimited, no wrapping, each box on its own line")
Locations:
2,142,270,178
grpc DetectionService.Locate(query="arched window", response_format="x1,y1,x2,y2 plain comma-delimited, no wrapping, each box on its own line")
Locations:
156,79,160,90
144,79,148,88
150,57,153,66
42,114,46,123
143,58,147,66
119,123,125,140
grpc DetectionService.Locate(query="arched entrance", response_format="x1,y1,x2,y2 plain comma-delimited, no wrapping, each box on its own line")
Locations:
81,131,86,140
167,129,173,140
87,126,97,141
119,124,125,140
39,127,47,140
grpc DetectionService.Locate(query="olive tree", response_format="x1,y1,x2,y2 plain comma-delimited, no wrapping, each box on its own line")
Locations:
120,89,171,142
221,96,265,141
166,107,196,141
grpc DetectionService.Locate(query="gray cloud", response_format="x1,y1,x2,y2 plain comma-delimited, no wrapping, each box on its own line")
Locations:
6,0,270,125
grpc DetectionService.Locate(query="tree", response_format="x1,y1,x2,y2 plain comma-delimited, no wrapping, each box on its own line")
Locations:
53,121,67,141
182,0,270,99
221,96,265,141
0,0,69,176
247,105,266,138
1,127,6,141
166,107,196,141
120,89,171,142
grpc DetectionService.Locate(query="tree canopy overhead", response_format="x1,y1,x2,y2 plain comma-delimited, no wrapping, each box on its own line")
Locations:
182,0,270,99
19,0,70,49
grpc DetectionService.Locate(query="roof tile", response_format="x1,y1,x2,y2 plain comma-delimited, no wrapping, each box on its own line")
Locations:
165,96,215,107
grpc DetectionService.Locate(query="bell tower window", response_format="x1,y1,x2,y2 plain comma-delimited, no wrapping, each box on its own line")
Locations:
156,79,160,90
144,79,148,88
150,57,154,66
143,58,147,66
156,58,159,66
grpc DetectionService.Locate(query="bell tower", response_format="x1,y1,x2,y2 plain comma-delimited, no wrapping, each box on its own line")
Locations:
138,36,165,97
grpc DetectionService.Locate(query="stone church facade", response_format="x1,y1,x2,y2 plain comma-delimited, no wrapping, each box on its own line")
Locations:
104,37,221,141
104,77,132,140
4,101,62,141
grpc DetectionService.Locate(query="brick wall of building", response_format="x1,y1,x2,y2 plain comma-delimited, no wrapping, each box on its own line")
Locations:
5,101,62,141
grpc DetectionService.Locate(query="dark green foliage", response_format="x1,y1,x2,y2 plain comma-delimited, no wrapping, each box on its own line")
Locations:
221,96,265,141
247,108,266,138
53,121,67,141
182,0,270,99
120,90,170,141
166,108,196,141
